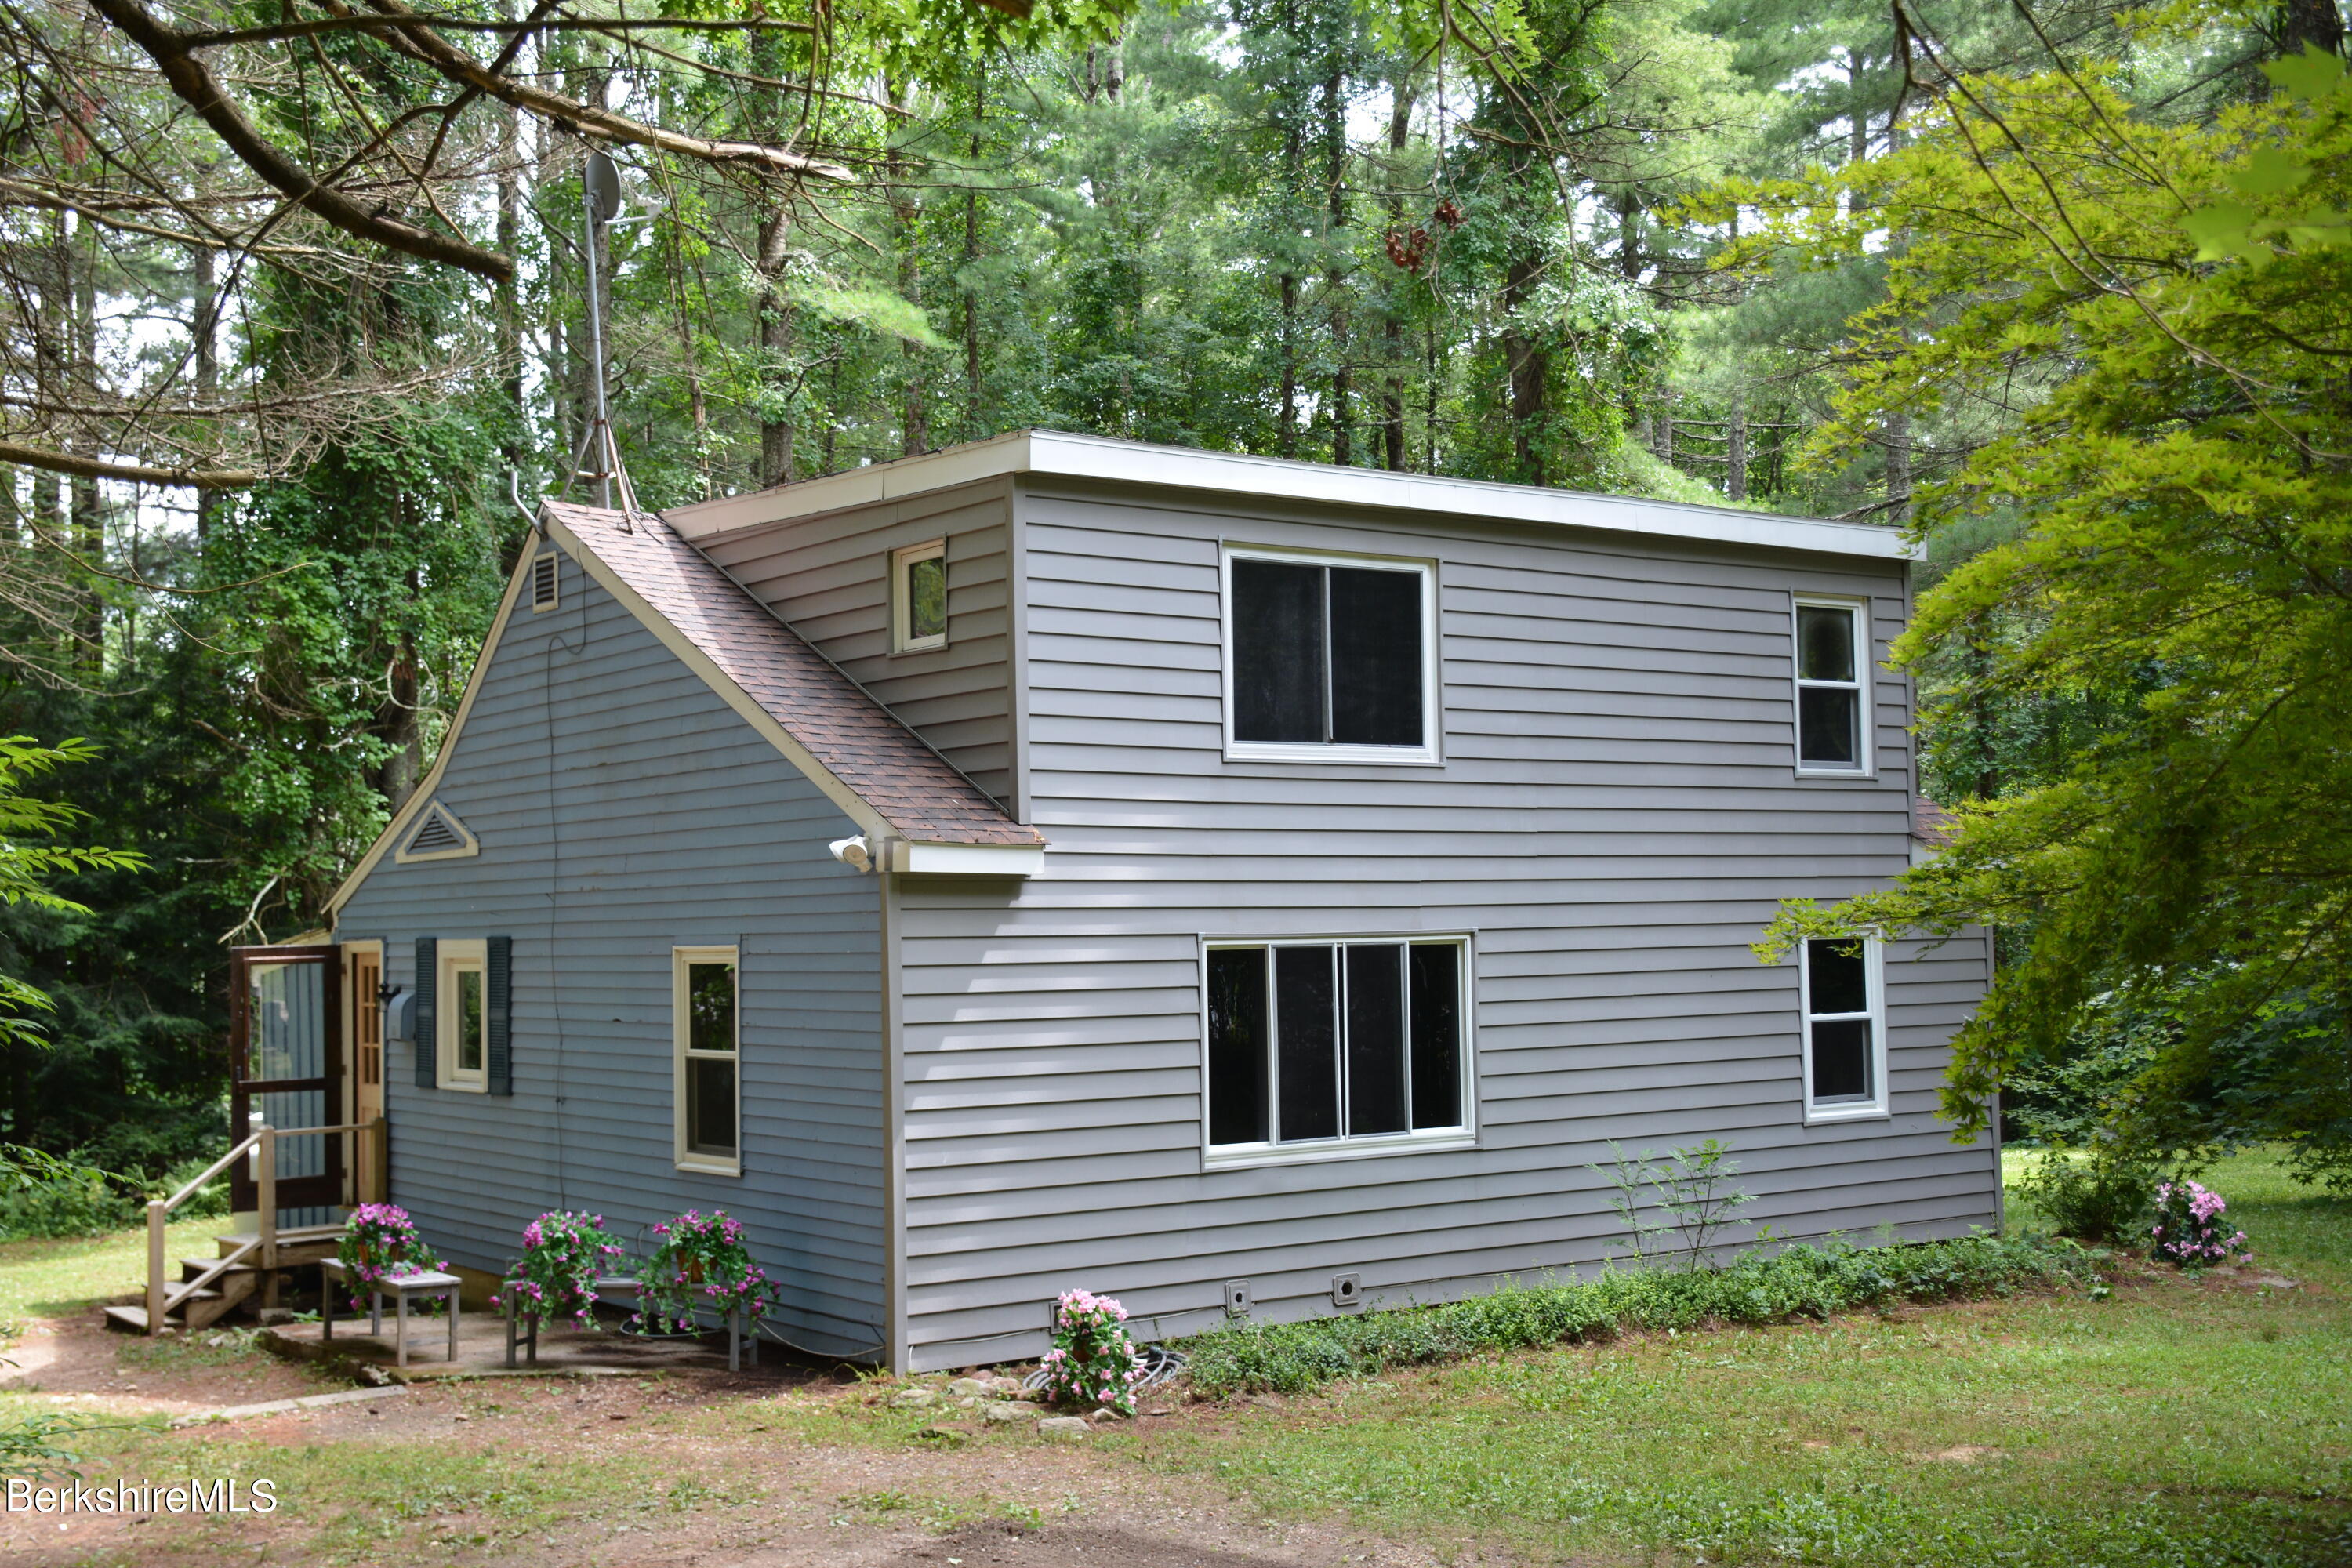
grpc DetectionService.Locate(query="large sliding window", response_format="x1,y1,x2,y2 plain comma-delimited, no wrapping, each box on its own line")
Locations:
1224,547,1437,764
1206,937,1471,1162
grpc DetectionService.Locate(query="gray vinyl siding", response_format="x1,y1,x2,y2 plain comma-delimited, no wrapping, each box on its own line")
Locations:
697,479,1017,811
891,478,1996,1370
335,557,888,1355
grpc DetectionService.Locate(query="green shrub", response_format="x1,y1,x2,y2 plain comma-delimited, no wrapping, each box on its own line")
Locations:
2011,1146,2160,1242
1178,1232,2102,1397
155,1152,232,1221
0,1144,141,1241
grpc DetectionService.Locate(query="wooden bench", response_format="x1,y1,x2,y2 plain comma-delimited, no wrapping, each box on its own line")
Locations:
321,1258,460,1367
504,1275,760,1371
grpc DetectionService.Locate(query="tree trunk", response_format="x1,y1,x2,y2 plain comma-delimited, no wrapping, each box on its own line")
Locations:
964,60,986,443
757,210,796,488
70,217,101,678
888,78,928,459
1727,403,1748,503
497,20,524,494
1503,253,1547,487
2274,0,2344,60
192,239,220,543
1322,63,1351,466
1382,75,1411,471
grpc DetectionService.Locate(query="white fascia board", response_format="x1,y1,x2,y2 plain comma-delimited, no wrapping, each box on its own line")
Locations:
885,840,1044,877
663,429,1915,561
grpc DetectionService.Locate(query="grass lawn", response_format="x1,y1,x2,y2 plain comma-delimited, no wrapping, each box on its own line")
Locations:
1,1149,2345,1566
1107,1146,2352,1566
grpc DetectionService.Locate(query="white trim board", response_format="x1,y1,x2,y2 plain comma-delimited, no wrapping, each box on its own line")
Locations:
665,430,1917,562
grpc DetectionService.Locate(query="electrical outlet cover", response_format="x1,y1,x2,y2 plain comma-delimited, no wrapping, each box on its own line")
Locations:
1223,1279,1251,1316
1330,1272,1363,1308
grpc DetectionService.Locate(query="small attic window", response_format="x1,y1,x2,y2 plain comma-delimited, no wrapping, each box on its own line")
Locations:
395,801,480,864
891,540,946,653
531,552,561,613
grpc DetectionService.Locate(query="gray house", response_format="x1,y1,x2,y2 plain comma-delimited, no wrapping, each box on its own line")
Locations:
318,430,1995,1372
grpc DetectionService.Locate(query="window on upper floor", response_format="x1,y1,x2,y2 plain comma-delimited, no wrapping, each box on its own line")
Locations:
891,540,947,653
1223,546,1436,764
1205,937,1472,1164
1802,936,1887,1120
1793,597,1871,775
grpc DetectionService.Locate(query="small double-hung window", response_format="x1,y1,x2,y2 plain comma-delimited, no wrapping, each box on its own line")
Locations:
1225,547,1436,764
1205,938,1472,1163
673,947,741,1174
1802,936,1887,1120
1793,598,1871,774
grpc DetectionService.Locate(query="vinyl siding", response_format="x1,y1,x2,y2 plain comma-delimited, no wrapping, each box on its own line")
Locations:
335,557,887,1355
696,479,1016,811
892,478,1995,1369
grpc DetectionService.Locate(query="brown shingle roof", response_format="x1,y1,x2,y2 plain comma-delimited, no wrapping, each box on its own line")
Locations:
544,499,1040,848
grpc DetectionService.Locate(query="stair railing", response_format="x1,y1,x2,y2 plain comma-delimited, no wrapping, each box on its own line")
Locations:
143,1118,385,1334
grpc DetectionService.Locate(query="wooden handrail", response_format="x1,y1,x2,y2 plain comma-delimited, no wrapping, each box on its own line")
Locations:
141,1118,386,1334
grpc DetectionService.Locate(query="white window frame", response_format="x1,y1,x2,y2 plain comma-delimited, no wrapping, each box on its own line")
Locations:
530,551,561,614
891,539,948,654
1791,595,1874,777
1798,935,1889,1123
1200,933,1476,1170
1220,543,1442,767
672,946,742,1176
436,938,488,1094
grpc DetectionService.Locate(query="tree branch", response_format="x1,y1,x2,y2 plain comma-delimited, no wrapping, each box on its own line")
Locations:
82,0,515,281
0,438,261,488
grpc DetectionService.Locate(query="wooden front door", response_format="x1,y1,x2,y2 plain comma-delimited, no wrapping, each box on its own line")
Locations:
228,944,345,1217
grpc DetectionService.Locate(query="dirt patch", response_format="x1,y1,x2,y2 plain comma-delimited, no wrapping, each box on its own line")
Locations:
0,1316,330,1416
890,1519,1327,1566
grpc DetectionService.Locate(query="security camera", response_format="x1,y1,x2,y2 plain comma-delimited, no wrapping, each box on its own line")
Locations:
829,834,872,873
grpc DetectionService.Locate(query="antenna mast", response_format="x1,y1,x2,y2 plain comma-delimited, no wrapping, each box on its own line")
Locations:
579,151,637,516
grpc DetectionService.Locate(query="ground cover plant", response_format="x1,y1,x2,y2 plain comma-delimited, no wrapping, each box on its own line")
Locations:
1128,1148,2352,1568
1179,1230,2103,1396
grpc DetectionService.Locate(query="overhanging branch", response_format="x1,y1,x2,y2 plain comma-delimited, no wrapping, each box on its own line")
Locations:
0,439,262,488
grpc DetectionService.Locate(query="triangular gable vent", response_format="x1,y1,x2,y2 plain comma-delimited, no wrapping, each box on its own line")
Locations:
394,801,479,864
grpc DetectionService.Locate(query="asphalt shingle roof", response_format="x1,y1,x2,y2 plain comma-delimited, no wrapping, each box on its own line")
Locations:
545,499,1041,848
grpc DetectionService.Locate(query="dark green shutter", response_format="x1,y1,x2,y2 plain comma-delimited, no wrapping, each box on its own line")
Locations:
487,935,513,1096
413,938,437,1089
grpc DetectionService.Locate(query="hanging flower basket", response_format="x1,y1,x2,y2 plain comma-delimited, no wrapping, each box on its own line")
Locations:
630,1210,772,1337
336,1203,445,1314
492,1211,626,1337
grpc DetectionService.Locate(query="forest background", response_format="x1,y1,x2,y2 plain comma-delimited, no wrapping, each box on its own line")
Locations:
0,0,2343,1196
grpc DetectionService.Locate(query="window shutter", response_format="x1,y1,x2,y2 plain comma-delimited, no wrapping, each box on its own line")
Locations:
487,935,513,1096
413,938,437,1089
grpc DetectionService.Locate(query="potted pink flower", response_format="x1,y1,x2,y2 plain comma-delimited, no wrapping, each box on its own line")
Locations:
1040,1288,1145,1417
493,1211,626,1335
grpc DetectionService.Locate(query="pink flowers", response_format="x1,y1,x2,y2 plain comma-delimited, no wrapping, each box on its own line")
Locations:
2151,1181,2253,1268
338,1205,446,1313
500,1210,625,1334
631,1209,773,1337
1043,1288,1145,1417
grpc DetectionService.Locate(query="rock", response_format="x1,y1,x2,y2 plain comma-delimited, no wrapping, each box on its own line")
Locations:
358,1364,393,1387
1038,1417,1091,1442
2240,1275,2301,1290
892,1388,940,1409
946,1377,993,1397
256,1308,292,1327
982,1400,1045,1423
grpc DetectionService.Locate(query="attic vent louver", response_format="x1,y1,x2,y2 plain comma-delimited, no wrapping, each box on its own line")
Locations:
531,552,560,612
395,801,479,864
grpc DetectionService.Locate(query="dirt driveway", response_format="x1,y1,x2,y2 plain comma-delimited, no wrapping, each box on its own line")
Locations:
0,1319,1515,1568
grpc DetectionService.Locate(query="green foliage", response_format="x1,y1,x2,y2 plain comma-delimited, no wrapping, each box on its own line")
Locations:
0,1144,142,1243
2010,1148,2161,1244
1180,1232,2103,1396
0,736,143,1052
1752,14,2352,1178
0,1413,117,1480
1591,1138,1755,1267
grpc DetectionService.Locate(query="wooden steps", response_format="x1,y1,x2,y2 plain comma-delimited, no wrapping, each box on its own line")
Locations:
104,1227,341,1334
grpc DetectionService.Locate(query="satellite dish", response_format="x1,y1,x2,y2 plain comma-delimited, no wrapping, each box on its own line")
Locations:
583,152,624,227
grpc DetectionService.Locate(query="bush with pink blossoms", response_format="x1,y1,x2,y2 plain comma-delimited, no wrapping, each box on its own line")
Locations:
1040,1288,1145,1416
493,1211,625,1335
630,1210,774,1335
2150,1179,2252,1268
